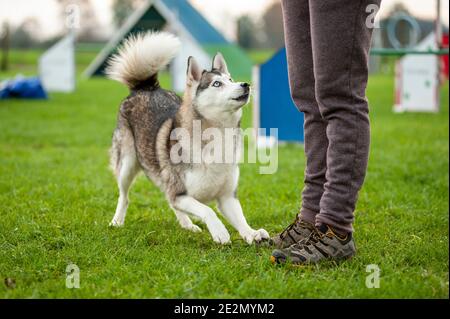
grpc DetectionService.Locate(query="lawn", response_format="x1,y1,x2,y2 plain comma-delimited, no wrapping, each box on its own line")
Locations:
0,50,448,298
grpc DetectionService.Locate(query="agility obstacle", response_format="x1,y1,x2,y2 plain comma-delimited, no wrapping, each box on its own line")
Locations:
253,3,449,144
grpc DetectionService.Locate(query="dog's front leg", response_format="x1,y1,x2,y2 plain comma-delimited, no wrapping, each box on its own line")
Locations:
218,196,270,245
172,195,230,244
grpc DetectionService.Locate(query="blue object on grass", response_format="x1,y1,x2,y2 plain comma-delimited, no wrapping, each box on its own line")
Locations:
257,48,304,143
0,76,48,99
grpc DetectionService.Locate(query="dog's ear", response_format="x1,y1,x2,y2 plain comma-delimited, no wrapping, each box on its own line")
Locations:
186,56,202,86
212,52,229,75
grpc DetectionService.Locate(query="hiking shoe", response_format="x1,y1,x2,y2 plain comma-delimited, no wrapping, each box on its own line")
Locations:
270,224,356,265
268,216,315,249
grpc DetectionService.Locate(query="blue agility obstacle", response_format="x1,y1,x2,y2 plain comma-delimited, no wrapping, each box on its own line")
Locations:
0,76,47,99
253,48,304,143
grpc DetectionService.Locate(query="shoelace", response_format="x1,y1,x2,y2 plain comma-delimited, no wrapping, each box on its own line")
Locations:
293,228,331,249
279,216,302,241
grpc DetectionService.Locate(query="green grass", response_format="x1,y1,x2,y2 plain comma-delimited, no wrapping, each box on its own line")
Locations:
0,49,98,78
0,53,448,298
246,49,276,64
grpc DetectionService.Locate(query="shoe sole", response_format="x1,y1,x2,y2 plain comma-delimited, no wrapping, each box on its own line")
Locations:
270,253,355,266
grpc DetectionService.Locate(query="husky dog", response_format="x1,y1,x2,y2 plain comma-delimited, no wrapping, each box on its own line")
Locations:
106,32,269,244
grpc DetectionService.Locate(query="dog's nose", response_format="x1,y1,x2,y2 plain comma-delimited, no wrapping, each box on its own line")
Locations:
240,82,250,88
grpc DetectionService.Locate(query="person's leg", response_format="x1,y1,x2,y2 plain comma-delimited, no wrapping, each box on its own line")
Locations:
271,0,381,264
309,0,381,235
270,0,328,249
281,0,328,225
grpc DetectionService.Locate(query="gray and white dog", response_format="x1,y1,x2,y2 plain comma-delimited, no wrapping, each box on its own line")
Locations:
106,31,269,244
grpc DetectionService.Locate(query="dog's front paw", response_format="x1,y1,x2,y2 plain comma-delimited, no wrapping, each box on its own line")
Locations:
109,219,124,227
209,223,231,244
242,228,270,245
184,224,202,233
212,232,231,244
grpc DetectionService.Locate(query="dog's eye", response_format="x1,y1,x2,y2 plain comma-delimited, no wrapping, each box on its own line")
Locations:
212,81,222,87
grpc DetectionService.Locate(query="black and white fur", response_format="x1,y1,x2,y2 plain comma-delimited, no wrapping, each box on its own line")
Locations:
106,31,269,244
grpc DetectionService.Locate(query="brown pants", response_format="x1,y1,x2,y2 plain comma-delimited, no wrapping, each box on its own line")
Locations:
281,0,381,234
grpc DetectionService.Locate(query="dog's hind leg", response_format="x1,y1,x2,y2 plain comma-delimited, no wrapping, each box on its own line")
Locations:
110,127,140,227
171,208,202,233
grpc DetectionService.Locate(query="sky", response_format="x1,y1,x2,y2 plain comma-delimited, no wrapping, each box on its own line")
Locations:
0,0,448,41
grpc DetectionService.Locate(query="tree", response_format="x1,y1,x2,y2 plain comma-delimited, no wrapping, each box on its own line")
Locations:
237,15,256,49
385,2,411,17
9,18,40,49
1,22,10,71
112,0,144,28
261,0,284,49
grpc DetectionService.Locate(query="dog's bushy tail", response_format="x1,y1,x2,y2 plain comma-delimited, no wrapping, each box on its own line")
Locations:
105,31,181,90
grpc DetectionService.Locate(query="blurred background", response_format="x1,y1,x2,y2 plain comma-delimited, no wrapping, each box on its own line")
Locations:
0,0,448,74
0,0,448,299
